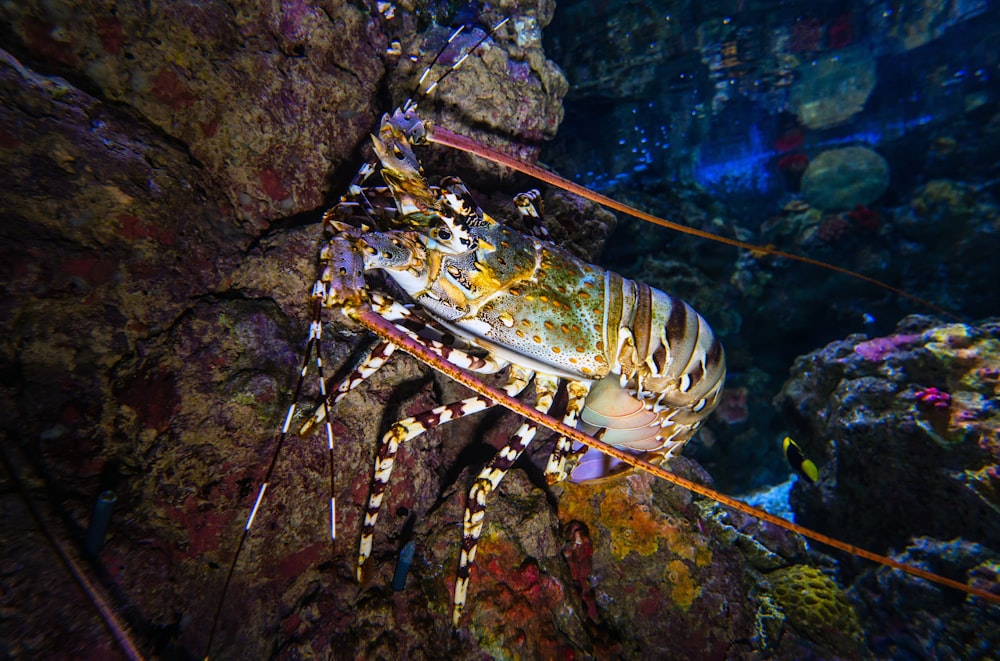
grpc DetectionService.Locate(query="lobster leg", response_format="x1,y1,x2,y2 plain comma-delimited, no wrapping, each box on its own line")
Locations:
357,365,535,581
513,188,549,239
543,380,591,484
370,295,505,374
298,339,397,437
301,298,505,436
453,374,560,626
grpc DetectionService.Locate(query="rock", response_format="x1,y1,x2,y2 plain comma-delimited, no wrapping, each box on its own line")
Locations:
553,464,815,659
0,1,582,657
773,316,1000,656
387,19,568,187
852,538,1000,658
801,146,890,211
0,0,387,231
790,46,877,130
774,314,1000,560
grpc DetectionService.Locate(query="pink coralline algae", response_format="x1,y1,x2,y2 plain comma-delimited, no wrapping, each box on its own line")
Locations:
151,68,198,110
816,215,851,243
854,334,921,361
915,386,952,409
846,204,880,231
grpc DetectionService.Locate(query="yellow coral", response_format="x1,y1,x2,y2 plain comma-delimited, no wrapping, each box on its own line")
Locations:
557,472,711,613
664,559,701,610
768,565,862,653
558,472,711,566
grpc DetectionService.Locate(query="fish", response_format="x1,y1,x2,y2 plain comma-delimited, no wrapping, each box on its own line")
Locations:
783,436,819,484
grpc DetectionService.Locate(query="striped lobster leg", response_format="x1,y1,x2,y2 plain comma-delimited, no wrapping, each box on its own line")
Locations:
357,365,533,581
453,374,560,626
513,188,550,239
300,294,505,436
298,339,396,437
543,380,590,484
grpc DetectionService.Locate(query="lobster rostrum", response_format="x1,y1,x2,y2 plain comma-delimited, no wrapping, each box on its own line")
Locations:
312,106,726,624
203,19,999,659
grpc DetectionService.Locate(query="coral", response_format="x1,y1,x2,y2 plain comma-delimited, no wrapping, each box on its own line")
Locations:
827,14,855,49
915,386,952,409
767,565,862,654
888,0,990,51
716,387,750,424
910,179,980,222
845,204,880,231
774,129,805,153
789,18,824,53
815,215,852,244
776,152,809,172
801,146,890,211
790,47,876,130
776,153,809,188
853,333,921,361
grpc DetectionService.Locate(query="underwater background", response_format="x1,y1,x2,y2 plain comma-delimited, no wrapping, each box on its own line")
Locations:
1,0,998,659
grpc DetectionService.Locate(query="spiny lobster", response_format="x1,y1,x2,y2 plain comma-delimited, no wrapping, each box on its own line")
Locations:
199,17,999,660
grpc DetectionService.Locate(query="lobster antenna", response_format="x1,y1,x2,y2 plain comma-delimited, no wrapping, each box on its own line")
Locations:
403,17,511,112
354,305,1000,606
425,125,965,324
0,442,145,661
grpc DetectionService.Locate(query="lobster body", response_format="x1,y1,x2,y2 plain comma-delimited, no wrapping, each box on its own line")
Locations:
308,106,729,625
345,108,726,468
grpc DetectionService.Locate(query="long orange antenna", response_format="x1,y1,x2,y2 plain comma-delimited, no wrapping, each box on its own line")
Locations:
354,305,999,605
0,443,146,660
426,125,964,324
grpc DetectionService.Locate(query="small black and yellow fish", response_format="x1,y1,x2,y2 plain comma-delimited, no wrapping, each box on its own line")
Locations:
782,436,819,484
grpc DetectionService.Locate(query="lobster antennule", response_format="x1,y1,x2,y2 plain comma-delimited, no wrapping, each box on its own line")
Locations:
402,17,511,113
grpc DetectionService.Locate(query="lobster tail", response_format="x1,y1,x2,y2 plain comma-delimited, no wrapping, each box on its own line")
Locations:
579,281,726,462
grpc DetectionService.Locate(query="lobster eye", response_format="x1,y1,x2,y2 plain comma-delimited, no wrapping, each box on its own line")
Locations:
392,145,404,159
437,228,452,241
